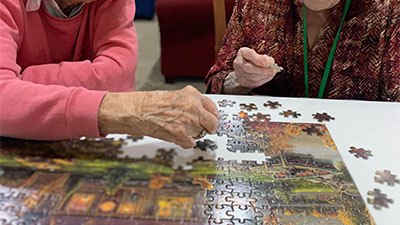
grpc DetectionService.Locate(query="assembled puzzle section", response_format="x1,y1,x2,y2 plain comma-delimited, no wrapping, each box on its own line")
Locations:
0,98,377,225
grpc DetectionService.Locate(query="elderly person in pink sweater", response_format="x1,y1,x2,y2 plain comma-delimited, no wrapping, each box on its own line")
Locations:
0,0,219,148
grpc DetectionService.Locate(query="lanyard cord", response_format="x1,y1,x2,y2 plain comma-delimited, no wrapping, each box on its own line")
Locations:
303,0,351,98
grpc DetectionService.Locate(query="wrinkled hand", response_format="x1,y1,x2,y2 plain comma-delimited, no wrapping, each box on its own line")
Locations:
233,47,278,89
98,86,219,149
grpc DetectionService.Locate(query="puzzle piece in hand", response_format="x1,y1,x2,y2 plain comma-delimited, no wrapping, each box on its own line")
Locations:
349,146,373,159
263,101,282,109
250,113,271,122
302,125,323,136
367,188,394,210
195,139,218,151
312,112,335,122
218,99,236,107
239,103,258,112
279,110,301,118
375,170,400,186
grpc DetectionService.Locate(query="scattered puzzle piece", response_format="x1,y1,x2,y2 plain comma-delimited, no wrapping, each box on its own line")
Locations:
349,146,373,159
127,135,144,142
279,110,301,118
312,112,335,122
250,113,271,122
194,139,218,151
375,170,400,186
218,99,236,107
239,103,258,112
263,101,282,109
367,188,394,210
233,111,249,121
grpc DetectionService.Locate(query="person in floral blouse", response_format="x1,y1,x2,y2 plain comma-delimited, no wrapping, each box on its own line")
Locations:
206,0,399,101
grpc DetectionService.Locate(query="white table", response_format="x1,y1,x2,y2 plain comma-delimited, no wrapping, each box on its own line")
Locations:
114,95,400,225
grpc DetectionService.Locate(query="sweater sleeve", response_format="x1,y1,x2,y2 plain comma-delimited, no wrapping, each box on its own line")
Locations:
0,0,106,140
20,0,138,92
380,1,400,102
205,0,246,94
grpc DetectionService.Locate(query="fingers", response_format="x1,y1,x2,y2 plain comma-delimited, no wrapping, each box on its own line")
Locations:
236,48,244,65
201,96,219,119
175,136,196,149
183,87,219,134
238,47,275,68
242,58,276,75
198,108,219,134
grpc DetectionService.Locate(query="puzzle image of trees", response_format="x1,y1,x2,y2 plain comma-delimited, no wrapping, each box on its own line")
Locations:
0,120,374,225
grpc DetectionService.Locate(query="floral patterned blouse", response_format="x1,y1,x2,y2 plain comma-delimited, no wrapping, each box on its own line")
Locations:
205,0,399,101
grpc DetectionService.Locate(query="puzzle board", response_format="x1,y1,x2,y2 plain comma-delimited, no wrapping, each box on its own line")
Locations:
1,95,399,225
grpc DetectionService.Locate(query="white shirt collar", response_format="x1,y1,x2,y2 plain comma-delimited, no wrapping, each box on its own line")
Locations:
26,0,41,12
26,0,84,18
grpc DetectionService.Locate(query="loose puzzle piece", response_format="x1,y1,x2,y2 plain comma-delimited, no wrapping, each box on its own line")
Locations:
374,170,400,186
250,113,271,122
127,135,144,142
279,110,301,118
233,111,249,121
194,139,218,151
302,125,323,136
367,189,394,210
349,146,373,159
218,99,236,107
263,101,282,109
312,112,335,122
239,103,258,112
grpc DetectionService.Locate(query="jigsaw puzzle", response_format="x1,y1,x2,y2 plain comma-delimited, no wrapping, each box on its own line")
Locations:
349,146,374,159
218,99,236,107
374,170,400,186
367,189,394,210
239,103,258,112
263,101,282,109
279,110,301,118
195,139,218,151
312,112,335,122
0,104,375,225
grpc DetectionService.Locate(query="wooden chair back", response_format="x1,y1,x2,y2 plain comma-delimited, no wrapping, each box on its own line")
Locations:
212,0,227,59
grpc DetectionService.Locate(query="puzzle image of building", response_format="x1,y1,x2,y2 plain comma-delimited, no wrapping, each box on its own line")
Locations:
0,119,374,225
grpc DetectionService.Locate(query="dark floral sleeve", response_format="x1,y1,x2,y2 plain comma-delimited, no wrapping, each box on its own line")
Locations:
205,0,247,94
380,1,400,102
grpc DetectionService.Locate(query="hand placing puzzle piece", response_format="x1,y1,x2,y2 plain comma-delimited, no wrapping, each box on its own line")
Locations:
269,63,284,73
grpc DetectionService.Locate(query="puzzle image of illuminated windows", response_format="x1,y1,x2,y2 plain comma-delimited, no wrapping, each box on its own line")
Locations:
0,117,374,224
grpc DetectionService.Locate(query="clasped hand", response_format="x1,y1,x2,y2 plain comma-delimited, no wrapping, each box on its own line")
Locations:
233,47,278,89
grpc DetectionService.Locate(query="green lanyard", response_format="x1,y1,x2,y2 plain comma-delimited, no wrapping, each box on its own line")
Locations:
303,0,351,98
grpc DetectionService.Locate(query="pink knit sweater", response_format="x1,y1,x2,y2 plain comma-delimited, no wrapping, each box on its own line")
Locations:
0,0,138,140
